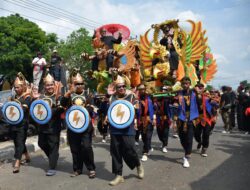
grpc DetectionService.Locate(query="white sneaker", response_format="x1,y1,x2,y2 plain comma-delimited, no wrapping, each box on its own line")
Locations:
46,169,56,176
173,134,179,138
201,149,208,157
135,141,139,146
222,130,227,134
245,132,249,135
162,146,168,153
102,139,106,143
183,157,190,168
141,154,148,162
147,148,153,155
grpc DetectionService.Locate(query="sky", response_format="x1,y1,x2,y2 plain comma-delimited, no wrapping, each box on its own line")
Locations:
1,0,250,89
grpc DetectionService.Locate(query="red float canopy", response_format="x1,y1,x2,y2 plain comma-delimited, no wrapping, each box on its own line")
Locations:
96,24,130,41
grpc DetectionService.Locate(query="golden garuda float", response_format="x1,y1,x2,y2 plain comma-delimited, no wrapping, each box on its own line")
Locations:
139,19,217,93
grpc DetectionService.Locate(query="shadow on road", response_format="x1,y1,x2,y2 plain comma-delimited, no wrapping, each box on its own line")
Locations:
190,133,250,190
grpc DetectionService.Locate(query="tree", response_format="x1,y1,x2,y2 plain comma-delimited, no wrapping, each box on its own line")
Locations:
45,33,59,55
58,28,93,72
0,14,50,83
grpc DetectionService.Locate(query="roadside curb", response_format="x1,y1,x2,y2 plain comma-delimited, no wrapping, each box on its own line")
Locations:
0,130,68,162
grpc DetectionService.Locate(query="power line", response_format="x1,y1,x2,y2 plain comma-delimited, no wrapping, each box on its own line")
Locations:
3,0,96,30
3,0,137,38
0,7,75,31
36,0,102,26
18,0,100,28
4,0,92,29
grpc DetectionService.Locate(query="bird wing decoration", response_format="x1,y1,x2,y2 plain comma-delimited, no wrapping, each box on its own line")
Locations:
139,29,154,77
200,47,217,84
178,20,208,87
118,40,136,71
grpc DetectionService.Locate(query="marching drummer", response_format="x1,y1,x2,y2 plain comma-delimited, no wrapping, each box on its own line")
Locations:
106,75,144,186
36,73,64,176
61,70,96,178
8,73,31,173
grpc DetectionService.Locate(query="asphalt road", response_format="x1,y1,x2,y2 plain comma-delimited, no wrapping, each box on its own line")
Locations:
0,118,250,190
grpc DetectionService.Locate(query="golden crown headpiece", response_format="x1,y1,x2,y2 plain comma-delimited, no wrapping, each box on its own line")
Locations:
114,75,125,85
14,72,26,86
72,73,84,83
70,68,84,84
43,73,55,84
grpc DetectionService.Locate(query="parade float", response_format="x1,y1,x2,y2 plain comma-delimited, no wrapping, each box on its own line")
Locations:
139,19,217,96
82,20,217,97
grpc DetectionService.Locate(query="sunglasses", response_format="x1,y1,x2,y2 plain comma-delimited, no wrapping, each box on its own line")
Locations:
75,83,84,86
117,85,126,89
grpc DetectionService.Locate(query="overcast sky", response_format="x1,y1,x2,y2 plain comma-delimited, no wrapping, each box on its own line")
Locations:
1,0,250,89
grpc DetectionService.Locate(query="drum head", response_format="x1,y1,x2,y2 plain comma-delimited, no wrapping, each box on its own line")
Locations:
2,101,24,125
107,100,135,129
65,105,90,133
30,99,52,124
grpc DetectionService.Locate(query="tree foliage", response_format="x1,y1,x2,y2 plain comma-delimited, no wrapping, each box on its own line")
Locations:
0,14,93,85
57,28,93,72
0,14,48,82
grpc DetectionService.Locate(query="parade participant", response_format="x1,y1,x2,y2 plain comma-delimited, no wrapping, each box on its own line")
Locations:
96,94,110,143
194,84,218,157
9,73,31,173
92,28,122,70
236,85,245,131
242,85,250,134
107,75,144,186
32,52,47,90
50,50,62,82
136,84,155,162
228,87,236,128
170,95,179,138
154,86,171,153
61,71,96,178
177,77,199,168
159,24,181,78
37,73,64,176
209,89,221,133
220,86,232,133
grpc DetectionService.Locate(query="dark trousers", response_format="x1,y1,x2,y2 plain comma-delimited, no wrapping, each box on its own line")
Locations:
221,110,232,131
11,128,28,160
135,129,141,142
141,123,154,154
106,53,114,70
237,105,244,130
97,118,108,137
194,123,210,149
38,132,60,170
230,106,236,128
49,64,61,81
110,135,140,176
156,125,169,147
178,121,194,156
67,130,95,173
